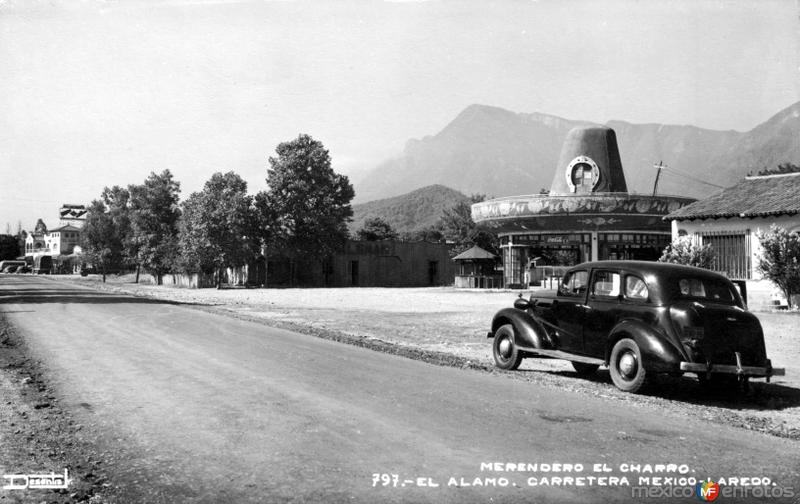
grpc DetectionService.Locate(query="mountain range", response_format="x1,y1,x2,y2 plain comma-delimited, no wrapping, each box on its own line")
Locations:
353,102,800,203
349,184,468,235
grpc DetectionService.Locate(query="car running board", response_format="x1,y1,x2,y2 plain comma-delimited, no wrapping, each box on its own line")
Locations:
525,348,604,366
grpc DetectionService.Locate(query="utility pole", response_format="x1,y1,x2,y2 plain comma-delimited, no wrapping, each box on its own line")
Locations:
652,161,665,196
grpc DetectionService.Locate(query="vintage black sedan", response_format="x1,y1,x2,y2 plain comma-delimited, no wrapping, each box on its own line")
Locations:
488,261,784,393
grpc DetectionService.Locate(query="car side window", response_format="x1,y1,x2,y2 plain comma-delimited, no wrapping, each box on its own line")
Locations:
559,270,588,297
625,275,649,301
591,270,621,298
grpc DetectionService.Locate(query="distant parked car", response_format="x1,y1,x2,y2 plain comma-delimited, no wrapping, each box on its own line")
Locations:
487,261,784,393
17,265,31,274
0,260,27,273
33,255,53,274
2,265,19,273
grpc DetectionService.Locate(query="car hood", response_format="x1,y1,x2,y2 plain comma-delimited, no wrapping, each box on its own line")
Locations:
530,290,559,301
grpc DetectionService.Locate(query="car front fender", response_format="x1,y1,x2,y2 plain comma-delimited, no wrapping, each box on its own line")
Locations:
606,319,686,373
489,308,551,352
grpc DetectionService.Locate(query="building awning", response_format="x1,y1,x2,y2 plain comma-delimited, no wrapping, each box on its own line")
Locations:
472,194,695,233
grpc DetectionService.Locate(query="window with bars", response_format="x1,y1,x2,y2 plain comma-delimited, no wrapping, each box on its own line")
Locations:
701,231,751,280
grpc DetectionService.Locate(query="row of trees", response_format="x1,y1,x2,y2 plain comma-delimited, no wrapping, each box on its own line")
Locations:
81,135,354,286
748,162,800,177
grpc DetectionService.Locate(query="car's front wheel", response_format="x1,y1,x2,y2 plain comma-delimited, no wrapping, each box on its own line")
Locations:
609,338,648,393
493,324,523,370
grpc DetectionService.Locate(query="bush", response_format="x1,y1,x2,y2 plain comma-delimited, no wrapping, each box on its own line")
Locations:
659,236,715,269
756,225,800,308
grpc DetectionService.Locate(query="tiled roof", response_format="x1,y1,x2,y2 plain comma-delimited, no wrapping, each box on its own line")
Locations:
452,245,497,261
49,224,83,232
665,172,800,220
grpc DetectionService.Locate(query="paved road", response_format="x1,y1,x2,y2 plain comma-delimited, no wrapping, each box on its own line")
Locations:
1,275,798,503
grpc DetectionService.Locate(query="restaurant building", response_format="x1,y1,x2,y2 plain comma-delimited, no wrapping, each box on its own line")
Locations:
471,126,695,287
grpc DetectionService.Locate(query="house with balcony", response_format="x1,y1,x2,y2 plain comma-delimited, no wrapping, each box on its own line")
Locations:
44,224,83,255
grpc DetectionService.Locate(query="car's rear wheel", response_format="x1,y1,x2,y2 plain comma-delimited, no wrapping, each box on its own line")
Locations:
571,361,599,376
493,324,523,370
609,338,648,393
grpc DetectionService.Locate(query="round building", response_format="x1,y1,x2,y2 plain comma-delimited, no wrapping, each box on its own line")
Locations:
471,126,695,287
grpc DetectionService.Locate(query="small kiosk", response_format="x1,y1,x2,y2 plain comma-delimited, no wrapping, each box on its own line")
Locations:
452,245,502,288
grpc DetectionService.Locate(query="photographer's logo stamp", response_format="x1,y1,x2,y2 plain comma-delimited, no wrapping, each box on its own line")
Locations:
2,469,71,490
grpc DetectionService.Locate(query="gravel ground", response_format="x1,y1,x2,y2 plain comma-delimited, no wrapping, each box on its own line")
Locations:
0,315,113,504
47,273,800,441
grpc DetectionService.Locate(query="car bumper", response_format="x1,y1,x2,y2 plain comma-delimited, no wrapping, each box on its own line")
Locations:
680,354,785,382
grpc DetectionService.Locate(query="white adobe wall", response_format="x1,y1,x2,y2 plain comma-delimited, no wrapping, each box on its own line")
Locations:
671,215,800,281
671,215,800,308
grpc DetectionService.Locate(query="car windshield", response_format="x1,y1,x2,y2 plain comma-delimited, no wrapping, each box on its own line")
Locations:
676,277,736,304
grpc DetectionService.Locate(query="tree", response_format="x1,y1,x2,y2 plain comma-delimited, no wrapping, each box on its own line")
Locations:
439,194,497,257
15,228,26,258
751,162,800,177
756,225,800,307
399,225,444,243
128,170,181,285
101,185,131,261
355,217,398,241
658,236,716,269
257,134,354,284
178,172,258,288
80,199,127,283
0,234,19,260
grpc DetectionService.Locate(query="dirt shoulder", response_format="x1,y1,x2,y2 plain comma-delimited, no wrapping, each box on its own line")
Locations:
0,313,113,504
47,274,800,442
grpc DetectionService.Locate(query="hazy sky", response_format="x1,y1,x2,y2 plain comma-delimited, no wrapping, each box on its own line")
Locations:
1,0,798,230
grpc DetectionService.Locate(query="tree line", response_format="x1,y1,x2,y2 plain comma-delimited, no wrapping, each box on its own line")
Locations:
354,193,497,258
80,134,492,286
81,134,354,287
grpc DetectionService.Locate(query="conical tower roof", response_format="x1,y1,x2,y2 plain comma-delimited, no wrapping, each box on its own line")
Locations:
549,126,628,195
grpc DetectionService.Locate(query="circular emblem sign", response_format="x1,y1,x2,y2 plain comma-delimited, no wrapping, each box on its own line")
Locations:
565,156,600,193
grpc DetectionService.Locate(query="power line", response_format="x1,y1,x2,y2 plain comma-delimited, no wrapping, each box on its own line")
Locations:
657,165,726,190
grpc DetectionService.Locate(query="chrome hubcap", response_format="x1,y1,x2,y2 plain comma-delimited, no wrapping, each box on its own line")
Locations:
498,338,512,358
619,352,637,378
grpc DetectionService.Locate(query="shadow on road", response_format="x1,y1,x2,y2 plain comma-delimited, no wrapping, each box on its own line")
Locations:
0,288,200,306
540,367,800,412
